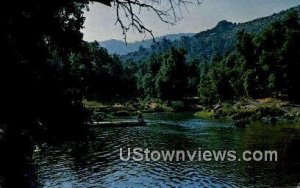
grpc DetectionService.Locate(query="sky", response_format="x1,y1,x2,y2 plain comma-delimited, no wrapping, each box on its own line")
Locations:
82,0,300,42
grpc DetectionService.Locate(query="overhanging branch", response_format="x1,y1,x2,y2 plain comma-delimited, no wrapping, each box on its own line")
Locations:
90,0,202,42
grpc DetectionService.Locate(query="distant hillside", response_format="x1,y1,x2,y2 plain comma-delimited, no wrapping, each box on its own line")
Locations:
122,5,300,62
99,33,194,55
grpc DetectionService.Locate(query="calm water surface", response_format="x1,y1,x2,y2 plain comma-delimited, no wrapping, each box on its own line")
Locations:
33,113,300,187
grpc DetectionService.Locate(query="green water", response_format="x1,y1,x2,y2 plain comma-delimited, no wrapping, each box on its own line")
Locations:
33,113,300,187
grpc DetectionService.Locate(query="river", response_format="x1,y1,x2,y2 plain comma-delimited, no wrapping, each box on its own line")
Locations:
32,113,300,187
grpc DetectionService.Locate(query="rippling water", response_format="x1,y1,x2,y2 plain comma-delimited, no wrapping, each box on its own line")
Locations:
33,113,300,187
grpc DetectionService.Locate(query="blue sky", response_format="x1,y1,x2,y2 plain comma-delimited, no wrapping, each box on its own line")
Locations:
82,0,300,42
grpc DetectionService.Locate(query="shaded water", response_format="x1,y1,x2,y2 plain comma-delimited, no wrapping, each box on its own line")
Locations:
33,113,300,187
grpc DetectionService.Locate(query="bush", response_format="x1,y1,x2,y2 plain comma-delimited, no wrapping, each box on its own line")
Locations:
171,101,185,112
220,103,236,116
194,110,215,119
255,105,285,119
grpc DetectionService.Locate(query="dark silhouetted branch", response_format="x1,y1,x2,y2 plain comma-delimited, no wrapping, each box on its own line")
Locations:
91,0,202,42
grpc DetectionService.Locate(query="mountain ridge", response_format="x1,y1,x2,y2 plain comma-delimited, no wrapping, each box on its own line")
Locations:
99,33,195,55
121,5,300,62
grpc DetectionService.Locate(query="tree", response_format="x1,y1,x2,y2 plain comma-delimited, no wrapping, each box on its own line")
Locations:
137,54,162,98
186,59,201,97
155,48,188,100
1,1,91,132
0,1,201,187
0,0,200,129
197,11,300,104
280,11,300,102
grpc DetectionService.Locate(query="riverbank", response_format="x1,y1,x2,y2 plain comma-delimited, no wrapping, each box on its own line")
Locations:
195,98,300,124
83,98,202,121
84,98,300,125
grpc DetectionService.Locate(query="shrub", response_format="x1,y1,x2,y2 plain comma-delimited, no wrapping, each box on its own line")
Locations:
171,101,185,112
195,110,215,119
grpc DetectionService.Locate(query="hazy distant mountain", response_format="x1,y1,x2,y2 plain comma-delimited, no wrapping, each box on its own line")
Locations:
99,33,194,55
122,5,300,62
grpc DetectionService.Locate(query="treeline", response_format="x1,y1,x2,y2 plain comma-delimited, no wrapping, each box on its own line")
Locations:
74,44,199,101
135,48,199,100
5,8,296,128
67,42,137,100
198,11,300,104
1,1,93,132
79,11,300,104
1,1,299,135
123,6,300,63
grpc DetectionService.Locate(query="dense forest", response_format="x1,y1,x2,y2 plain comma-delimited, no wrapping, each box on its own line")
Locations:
1,3,299,134
0,2,299,187
79,9,300,105
197,12,300,104
122,5,300,62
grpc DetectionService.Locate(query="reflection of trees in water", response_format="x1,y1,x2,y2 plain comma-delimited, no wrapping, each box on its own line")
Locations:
239,123,300,187
31,125,195,186
0,131,36,188
10,118,300,187
33,130,122,186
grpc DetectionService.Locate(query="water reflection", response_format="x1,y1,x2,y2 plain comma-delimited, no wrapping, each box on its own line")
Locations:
0,131,37,188
33,113,300,187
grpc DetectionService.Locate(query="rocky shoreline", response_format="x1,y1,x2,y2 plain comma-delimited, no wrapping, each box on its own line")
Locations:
84,98,300,126
194,98,300,126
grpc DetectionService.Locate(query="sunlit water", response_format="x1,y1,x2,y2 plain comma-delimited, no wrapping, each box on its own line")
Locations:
33,113,300,187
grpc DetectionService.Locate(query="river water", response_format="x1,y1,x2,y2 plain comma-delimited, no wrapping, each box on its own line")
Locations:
33,113,300,187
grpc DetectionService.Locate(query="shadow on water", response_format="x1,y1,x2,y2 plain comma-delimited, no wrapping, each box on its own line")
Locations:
0,129,36,188
0,122,89,188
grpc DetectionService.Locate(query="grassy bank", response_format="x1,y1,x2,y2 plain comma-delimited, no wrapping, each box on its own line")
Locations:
194,98,300,124
83,98,203,121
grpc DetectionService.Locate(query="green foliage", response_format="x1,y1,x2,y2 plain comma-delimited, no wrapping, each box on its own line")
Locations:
79,8,300,107
123,6,300,63
194,110,215,119
198,11,300,104
1,1,92,130
1,1,298,135
171,101,185,112
255,105,285,118
155,48,188,100
136,47,192,100
73,7,300,108
70,42,138,100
